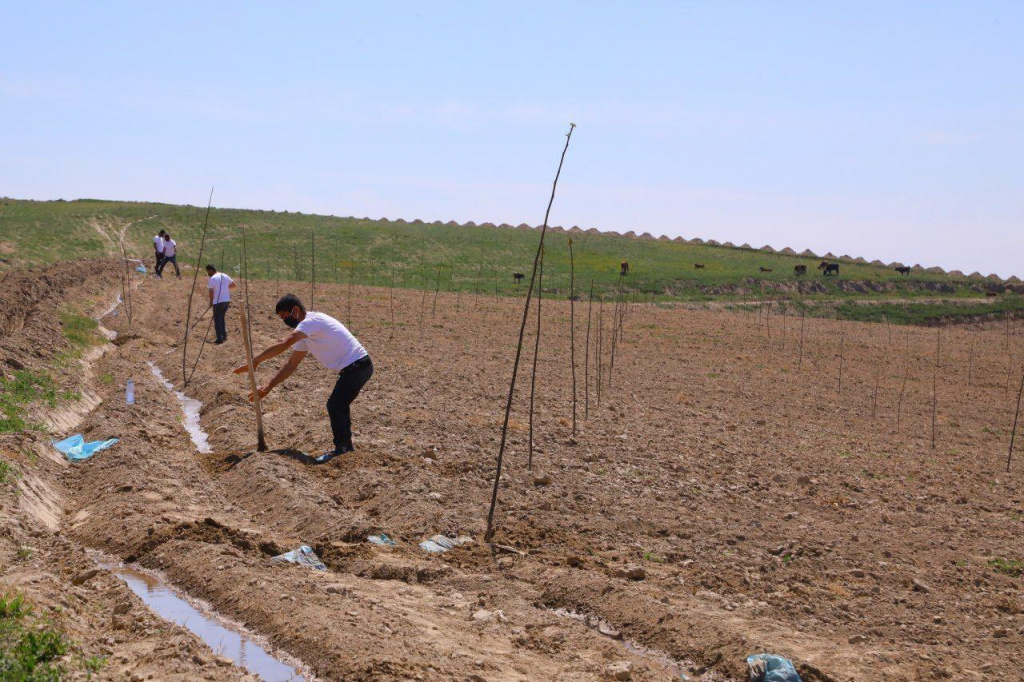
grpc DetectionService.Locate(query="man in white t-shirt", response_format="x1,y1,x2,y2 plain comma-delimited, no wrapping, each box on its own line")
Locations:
153,229,166,274
206,265,237,344
234,294,372,463
156,233,180,278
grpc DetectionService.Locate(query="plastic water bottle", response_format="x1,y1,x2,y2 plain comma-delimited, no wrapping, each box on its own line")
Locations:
126,379,135,405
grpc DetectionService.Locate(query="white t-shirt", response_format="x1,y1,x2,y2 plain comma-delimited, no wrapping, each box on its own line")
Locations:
293,312,367,372
207,273,233,304
163,239,176,257
154,235,165,253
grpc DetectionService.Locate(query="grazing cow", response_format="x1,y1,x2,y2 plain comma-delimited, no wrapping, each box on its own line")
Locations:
620,260,629,276
822,263,840,276
693,263,705,269
794,265,807,276
895,266,911,276
759,267,773,273
986,291,999,298
513,272,524,284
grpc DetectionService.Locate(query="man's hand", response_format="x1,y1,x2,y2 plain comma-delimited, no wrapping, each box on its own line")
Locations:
248,386,270,402
233,362,255,374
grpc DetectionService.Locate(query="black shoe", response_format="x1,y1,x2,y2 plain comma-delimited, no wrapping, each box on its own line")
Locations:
313,450,341,464
214,339,225,345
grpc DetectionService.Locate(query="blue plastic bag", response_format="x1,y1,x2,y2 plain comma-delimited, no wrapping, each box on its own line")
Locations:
271,545,326,571
746,653,801,682
52,434,119,462
135,264,147,273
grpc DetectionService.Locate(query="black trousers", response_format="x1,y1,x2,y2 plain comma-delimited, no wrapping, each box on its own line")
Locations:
326,356,373,451
213,302,230,341
157,254,180,277
154,252,164,272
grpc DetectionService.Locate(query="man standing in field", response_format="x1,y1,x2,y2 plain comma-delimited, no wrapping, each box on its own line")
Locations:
156,233,180,278
206,265,236,344
233,294,373,463
153,229,166,274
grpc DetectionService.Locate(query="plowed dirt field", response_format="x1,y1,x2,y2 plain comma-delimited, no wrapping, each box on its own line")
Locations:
2,262,1022,680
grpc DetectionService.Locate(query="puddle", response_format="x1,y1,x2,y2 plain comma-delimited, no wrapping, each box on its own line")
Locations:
549,608,715,680
98,557,305,681
147,360,212,453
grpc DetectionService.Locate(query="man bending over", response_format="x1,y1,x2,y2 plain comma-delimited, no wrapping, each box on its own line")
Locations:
233,294,373,463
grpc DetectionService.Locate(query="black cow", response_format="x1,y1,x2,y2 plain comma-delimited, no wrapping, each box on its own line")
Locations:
794,265,807,276
759,267,773,273
694,263,705,269
822,263,840,276
620,260,629,276
513,272,524,284
895,266,911,276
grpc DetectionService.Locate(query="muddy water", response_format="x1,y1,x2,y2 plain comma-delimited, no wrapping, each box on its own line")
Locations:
146,360,212,453
99,560,305,681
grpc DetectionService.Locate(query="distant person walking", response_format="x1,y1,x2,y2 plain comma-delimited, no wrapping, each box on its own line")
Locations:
153,229,166,273
233,294,372,464
206,265,236,344
156,233,180,278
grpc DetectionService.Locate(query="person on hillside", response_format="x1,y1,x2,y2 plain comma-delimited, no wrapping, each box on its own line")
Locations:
206,265,237,344
233,294,372,464
153,229,166,274
156,233,180,278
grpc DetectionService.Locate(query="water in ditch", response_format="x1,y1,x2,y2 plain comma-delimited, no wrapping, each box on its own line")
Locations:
99,559,305,681
146,360,211,453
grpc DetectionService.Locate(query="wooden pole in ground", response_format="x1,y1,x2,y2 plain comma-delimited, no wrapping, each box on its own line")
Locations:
597,294,604,405
485,123,575,543
568,239,577,436
1007,368,1024,472
182,188,214,387
432,264,442,317
310,230,315,309
797,295,806,371
584,279,593,420
528,246,544,471
931,327,940,450
238,304,268,451
838,330,845,395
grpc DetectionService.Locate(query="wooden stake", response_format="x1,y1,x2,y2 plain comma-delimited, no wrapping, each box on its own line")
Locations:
584,280,593,420
238,304,268,452
568,239,577,436
931,327,940,450
528,246,544,471
485,123,575,543
1008,369,1024,472
182,188,214,386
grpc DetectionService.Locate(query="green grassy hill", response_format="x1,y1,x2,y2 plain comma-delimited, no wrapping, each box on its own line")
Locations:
0,198,1015,309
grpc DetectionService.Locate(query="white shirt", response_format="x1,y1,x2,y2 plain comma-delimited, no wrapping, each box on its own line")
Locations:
154,235,165,253
293,312,367,372
163,239,176,257
207,273,234,304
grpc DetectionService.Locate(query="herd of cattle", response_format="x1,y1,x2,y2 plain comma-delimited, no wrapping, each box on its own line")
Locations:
511,260,921,282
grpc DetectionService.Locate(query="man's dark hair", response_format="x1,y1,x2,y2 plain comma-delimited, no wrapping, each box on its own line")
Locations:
164,233,171,239
159,229,166,235
206,264,216,272
275,294,305,314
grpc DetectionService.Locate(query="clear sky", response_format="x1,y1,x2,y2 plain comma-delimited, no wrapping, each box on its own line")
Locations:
3,2,1022,276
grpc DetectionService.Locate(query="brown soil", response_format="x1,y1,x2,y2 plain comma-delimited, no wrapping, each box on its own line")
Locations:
3,262,1023,680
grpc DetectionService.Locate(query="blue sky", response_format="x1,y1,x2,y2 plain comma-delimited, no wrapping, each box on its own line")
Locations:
3,2,1022,276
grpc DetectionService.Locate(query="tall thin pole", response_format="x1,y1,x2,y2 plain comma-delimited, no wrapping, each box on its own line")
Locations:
182,188,214,386
584,280,593,420
310,230,315,309
528,246,544,471
568,239,577,436
485,123,575,543
1008,369,1024,472
239,227,267,452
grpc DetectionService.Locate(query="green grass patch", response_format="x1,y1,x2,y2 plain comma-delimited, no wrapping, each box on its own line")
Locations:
0,460,19,485
830,297,1024,326
988,557,1023,577
0,370,76,434
0,592,70,680
59,313,100,352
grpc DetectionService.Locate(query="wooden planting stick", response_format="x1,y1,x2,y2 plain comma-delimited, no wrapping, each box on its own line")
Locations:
1007,368,1024,472
798,296,806,371
182,188,214,387
528,246,544,471
568,239,577,436
432,264,442,317
239,227,267,452
584,280,593,420
310,230,315,309
485,123,575,543
931,327,940,450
